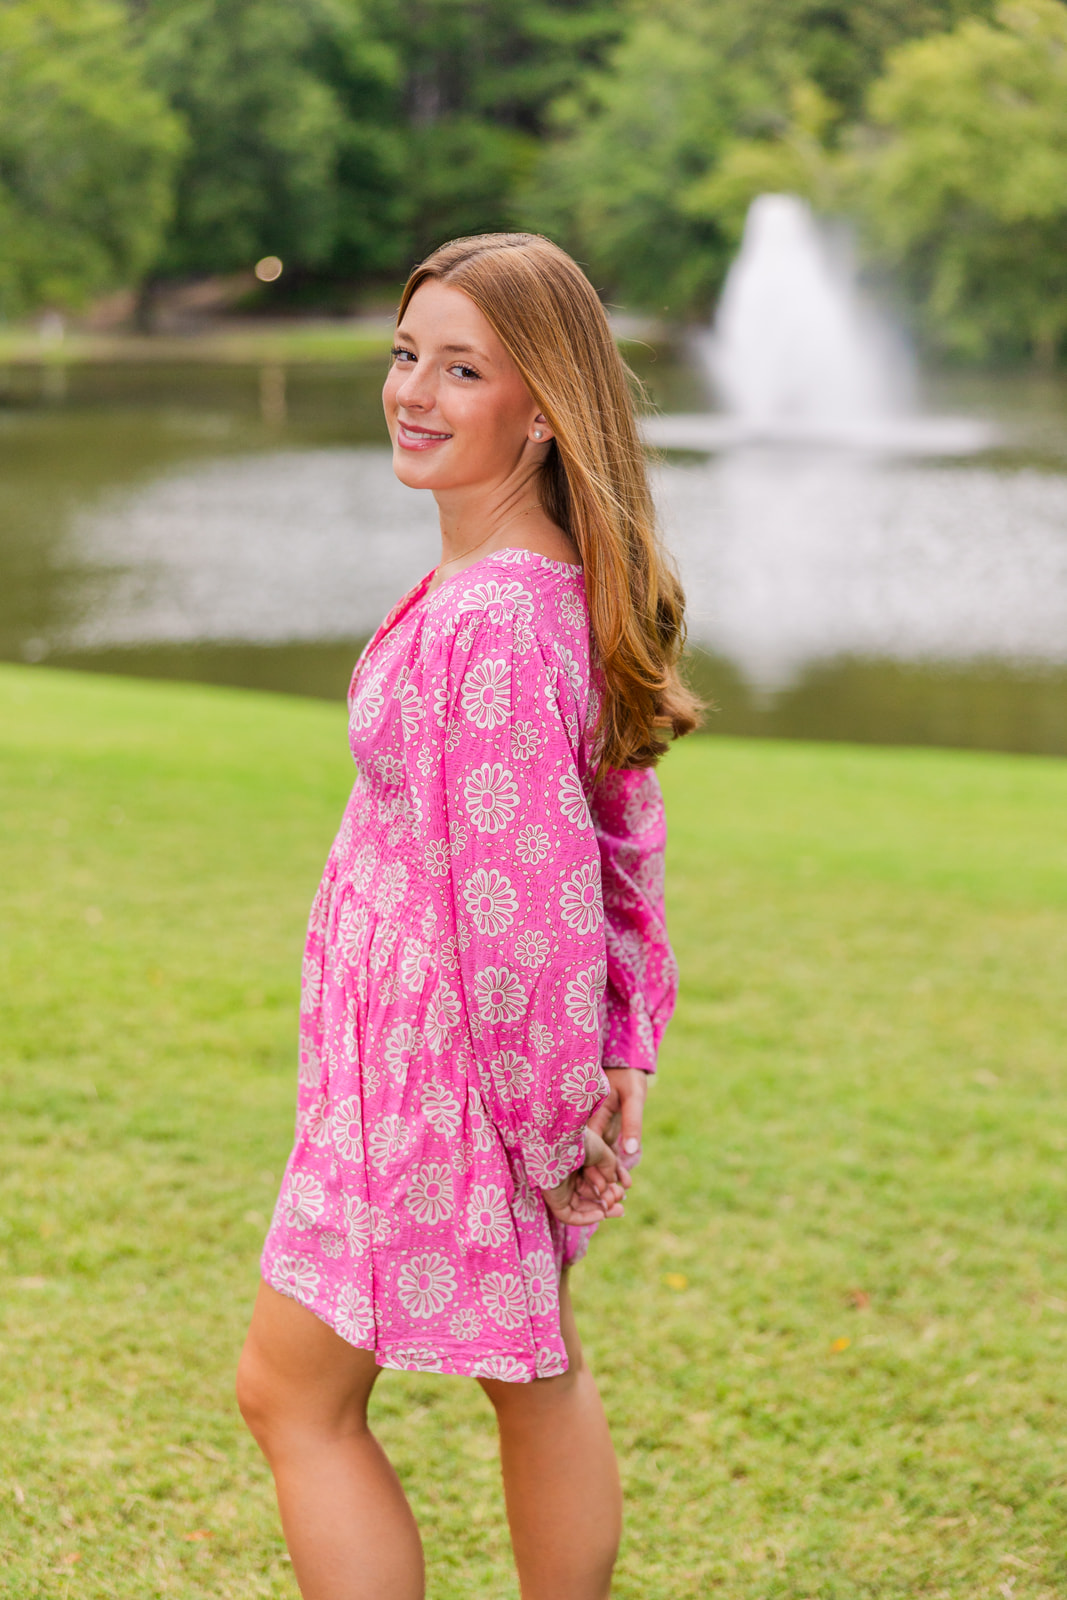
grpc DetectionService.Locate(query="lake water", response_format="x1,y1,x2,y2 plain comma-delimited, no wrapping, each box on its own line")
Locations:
3,349,1066,755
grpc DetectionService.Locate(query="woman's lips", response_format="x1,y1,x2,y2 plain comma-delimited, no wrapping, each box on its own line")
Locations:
397,419,453,451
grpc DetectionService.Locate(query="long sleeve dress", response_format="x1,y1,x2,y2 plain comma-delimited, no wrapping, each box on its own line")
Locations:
261,548,678,1381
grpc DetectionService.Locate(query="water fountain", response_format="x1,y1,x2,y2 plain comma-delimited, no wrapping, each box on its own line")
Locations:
643,194,997,456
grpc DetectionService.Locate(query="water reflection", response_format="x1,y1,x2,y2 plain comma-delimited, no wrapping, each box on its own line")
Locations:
2,354,1066,756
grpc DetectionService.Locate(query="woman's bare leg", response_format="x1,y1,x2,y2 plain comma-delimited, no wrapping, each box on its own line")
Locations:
479,1272,622,1600
236,1281,424,1600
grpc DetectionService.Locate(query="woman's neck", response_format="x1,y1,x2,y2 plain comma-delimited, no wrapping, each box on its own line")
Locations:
429,477,578,589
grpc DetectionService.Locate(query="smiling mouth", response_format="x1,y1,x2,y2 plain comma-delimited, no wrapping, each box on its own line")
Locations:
397,420,453,450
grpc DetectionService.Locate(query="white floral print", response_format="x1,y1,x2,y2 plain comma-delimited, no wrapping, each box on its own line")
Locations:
522,1250,558,1316
343,1194,372,1256
374,860,409,915
467,1185,512,1247
261,549,678,1386
475,1354,530,1381
281,1172,326,1230
463,762,520,834
335,1283,374,1342
463,868,518,935
514,929,550,968
405,1163,455,1225
397,679,424,736
450,1307,483,1340
510,1179,541,1223
481,1272,527,1329
559,862,604,935
300,951,323,1013
302,1092,332,1147
367,1114,410,1171
461,657,511,728
490,1050,534,1102
510,720,542,760
349,669,385,732
564,961,606,1033
515,823,551,865
420,1083,462,1138
425,984,461,1053
473,966,526,1023
386,1345,445,1372
400,938,435,991
332,1097,365,1162
269,1254,321,1305
383,1023,423,1082
423,838,450,876
536,1346,567,1378
397,1252,457,1318
457,578,534,624
557,770,591,828
560,1062,608,1112
529,1021,555,1055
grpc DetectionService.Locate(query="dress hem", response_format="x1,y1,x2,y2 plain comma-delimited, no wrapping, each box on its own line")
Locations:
264,1274,568,1385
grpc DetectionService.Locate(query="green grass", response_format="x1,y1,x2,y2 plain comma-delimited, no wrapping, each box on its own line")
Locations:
2,663,1066,1599
0,321,394,369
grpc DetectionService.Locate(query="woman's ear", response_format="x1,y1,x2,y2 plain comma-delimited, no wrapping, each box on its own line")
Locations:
529,413,554,444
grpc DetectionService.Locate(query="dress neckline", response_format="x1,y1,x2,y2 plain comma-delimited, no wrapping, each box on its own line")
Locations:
424,545,582,598
356,548,584,683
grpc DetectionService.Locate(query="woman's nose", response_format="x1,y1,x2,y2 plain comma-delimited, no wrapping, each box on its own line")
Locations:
395,364,434,410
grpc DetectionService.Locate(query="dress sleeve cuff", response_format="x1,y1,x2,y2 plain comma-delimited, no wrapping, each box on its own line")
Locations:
521,1127,586,1190
602,992,659,1074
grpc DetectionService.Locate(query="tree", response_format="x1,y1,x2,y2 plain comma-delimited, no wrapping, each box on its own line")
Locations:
525,0,994,314
140,0,404,283
135,0,624,294
0,0,183,318
859,0,1067,362
372,0,625,261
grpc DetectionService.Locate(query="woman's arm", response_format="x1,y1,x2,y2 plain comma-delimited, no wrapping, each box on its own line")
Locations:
409,596,624,1201
587,767,678,1165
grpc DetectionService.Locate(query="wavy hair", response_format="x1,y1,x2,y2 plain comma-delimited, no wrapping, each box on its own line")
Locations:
396,232,701,770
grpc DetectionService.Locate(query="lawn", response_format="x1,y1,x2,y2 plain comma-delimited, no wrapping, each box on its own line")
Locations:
2,662,1066,1600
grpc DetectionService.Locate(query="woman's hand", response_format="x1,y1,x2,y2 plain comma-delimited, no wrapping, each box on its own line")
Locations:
587,1067,648,1170
542,1126,631,1226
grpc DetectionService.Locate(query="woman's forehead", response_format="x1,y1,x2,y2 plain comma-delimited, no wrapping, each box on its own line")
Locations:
397,280,502,359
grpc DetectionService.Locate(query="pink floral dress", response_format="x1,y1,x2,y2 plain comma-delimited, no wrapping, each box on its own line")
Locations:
261,548,677,1381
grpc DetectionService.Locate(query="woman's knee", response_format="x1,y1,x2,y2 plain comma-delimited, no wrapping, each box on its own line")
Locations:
235,1342,279,1444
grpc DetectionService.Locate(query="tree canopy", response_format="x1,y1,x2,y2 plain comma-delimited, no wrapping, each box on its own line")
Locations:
4,0,1067,364
0,0,183,318
860,0,1067,362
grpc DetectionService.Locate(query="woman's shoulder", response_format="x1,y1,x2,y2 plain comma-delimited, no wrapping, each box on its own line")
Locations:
422,548,588,648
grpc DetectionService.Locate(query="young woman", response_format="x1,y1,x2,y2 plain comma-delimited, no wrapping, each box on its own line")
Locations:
237,233,698,1600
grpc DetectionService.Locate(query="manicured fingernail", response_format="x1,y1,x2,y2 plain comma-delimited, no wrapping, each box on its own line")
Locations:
624,1138,640,1154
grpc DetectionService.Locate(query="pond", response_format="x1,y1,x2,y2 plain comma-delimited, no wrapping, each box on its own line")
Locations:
2,347,1066,755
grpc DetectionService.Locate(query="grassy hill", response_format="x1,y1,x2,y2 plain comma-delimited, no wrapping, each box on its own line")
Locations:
2,663,1065,1599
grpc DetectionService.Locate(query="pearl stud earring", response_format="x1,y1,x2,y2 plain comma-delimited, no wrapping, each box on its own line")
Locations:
534,429,543,439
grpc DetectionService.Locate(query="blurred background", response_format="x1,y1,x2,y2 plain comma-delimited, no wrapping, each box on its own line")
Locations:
3,0,1067,754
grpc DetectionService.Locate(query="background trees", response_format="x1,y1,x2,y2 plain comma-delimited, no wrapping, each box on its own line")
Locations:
860,0,1067,363
4,0,1067,364
0,0,183,319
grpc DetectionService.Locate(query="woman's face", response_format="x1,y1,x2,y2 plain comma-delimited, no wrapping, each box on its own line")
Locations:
383,280,549,493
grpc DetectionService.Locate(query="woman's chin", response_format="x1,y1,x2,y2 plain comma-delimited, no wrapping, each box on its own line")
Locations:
391,449,458,491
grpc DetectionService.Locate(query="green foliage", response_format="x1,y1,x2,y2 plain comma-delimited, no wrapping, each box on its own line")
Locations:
135,0,623,287
140,0,404,280
859,0,1067,362
3,664,1067,1595
0,0,183,318
525,0,993,313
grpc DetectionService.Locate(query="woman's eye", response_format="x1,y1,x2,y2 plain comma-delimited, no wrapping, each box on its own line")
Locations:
390,346,415,364
450,364,481,381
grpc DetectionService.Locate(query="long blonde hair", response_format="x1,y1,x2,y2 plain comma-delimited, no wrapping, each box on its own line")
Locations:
396,232,701,770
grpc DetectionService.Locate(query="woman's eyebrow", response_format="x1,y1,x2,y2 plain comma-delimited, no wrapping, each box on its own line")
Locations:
393,331,490,362
441,342,490,359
